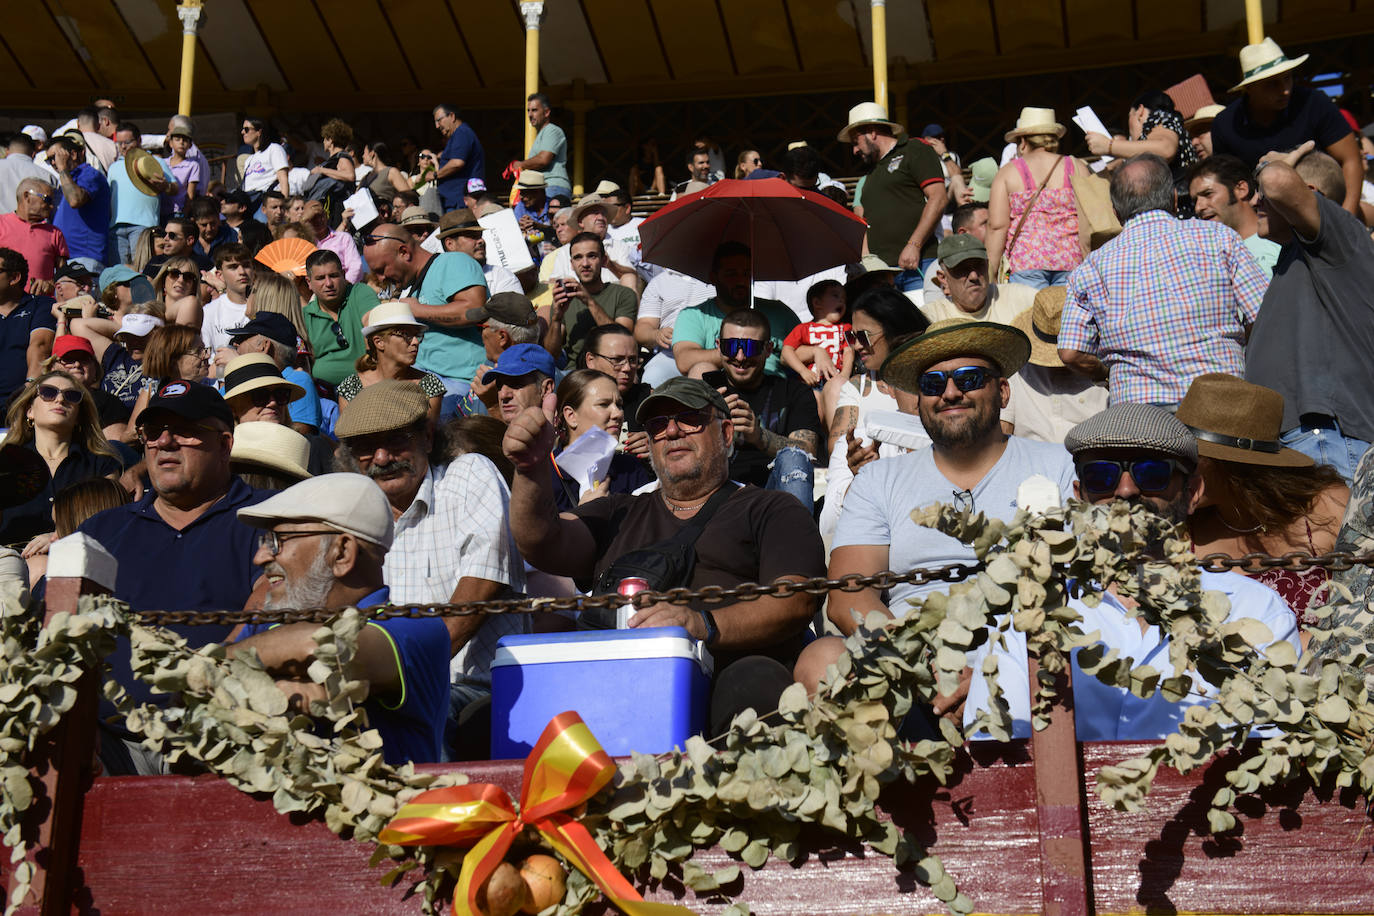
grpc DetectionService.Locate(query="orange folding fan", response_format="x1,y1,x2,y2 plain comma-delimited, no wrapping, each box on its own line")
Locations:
255,237,317,277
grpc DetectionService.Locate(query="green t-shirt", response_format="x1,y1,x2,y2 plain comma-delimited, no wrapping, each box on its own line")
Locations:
860,138,945,265
671,297,800,377
530,123,570,195
563,283,638,365
304,282,380,387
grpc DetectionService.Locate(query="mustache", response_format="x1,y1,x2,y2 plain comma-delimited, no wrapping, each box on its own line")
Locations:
367,459,415,479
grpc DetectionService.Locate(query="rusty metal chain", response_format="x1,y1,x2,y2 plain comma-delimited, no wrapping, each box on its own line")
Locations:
118,550,1374,628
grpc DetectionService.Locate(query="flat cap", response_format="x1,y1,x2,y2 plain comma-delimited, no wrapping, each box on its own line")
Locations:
334,379,429,439
1064,403,1198,466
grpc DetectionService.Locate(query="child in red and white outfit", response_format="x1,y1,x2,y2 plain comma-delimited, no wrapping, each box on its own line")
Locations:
781,279,853,437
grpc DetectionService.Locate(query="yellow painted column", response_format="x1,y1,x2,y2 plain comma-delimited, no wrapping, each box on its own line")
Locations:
870,0,888,111
176,0,204,117
521,2,544,155
1243,0,1264,43
567,89,594,198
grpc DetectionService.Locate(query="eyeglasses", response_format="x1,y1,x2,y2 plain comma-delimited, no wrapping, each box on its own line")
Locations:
591,351,639,369
917,366,994,397
644,407,715,439
182,347,212,361
136,420,221,447
164,268,196,282
256,529,338,557
362,233,406,247
844,328,882,349
385,327,425,342
36,384,83,406
719,337,765,359
248,386,293,407
1077,459,1182,496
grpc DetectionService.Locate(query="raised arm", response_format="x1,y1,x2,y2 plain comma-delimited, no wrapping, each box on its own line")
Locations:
503,403,599,576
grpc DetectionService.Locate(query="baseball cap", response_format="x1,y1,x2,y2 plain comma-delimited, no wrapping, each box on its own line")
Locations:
635,377,730,424
922,123,945,138
223,189,252,208
1064,403,1198,467
466,178,487,193
113,313,165,340
54,262,94,284
20,125,47,145
473,292,537,328
51,335,96,361
238,473,394,549
968,157,998,203
333,379,430,440
227,312,298,349
141,380,234,429
486,343,556,387
937,233,988,268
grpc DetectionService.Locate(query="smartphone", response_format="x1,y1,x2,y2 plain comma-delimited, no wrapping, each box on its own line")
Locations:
701,370,728,389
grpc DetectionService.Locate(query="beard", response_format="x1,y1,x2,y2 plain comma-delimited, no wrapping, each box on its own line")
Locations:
263,548,336,612
920,396,1000,450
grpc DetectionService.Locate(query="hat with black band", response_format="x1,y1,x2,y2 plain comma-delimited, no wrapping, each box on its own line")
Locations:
1175,373,1312,467
221,353,305,404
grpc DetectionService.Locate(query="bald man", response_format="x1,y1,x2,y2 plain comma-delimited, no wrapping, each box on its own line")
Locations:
0,177,68,295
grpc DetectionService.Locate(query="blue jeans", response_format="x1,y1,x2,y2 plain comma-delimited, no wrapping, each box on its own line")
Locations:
444,680,492,762
433,375,473,422
1280,418,1370,487
893,257,938,293
1008,268,1073,290
766,445,814,512
110,224,148,266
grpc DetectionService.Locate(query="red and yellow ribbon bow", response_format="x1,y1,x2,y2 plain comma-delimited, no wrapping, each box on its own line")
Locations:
379,711,693,915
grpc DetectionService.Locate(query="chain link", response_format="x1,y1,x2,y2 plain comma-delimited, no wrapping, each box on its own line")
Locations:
119,550,1374,628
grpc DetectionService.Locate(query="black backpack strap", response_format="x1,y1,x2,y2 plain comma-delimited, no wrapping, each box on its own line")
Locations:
665,482,739,548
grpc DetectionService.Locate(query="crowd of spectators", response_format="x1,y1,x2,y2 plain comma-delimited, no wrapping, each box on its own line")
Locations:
2,36,1374,771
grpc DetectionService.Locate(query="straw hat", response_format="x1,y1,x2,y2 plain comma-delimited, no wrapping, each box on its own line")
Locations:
837,102,907,144
361,301,426,337
1012,287,1068,368
221,353,306,404
593,179,621,196
879,318,1030,394
1175,373,1312,467
1230,38,1309,92
1184,103,1226,132
515,170,546,189
125,148,165,197
399,206,438,227
1004,107,1066,143
230,422,312,481
571,193,609,224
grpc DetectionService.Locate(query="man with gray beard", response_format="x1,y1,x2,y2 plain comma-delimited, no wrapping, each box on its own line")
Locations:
232,473,450,764
333,380,524,760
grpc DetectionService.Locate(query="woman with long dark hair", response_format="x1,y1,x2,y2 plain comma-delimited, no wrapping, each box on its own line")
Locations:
1084,89,1198,213
239,117,289,204
362,141,414,203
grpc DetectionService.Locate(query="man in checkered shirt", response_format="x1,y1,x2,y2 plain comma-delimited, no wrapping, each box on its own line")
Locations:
334,379,525,761
1057,153,1269,407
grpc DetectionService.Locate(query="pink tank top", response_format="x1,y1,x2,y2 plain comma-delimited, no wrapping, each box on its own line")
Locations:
1007,157,1083,273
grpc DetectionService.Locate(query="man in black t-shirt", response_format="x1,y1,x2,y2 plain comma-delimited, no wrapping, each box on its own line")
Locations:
708,309,818,510
1211,38,1363,215
503,375,825,737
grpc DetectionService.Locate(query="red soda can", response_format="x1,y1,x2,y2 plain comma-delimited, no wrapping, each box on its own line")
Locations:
616,577,649,628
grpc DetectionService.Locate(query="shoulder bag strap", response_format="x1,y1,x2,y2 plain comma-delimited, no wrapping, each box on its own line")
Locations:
669,482,740,547
1006,155,1064,261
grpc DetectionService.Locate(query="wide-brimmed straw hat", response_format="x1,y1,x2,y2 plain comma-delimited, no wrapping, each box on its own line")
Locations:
1004,107,1066,143
1230,38,1309,92
1175,373,1312,467
837,102,907,144
880,318,1030,394
1012,286,1068,368
230,421,312,481
1184,103,1226,132
221,353,306,404
125,148,165,197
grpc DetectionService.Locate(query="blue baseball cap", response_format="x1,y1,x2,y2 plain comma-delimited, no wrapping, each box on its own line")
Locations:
921,123,945,138
486,343,556,386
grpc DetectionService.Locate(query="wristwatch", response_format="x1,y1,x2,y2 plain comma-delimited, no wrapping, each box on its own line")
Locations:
696,608,720,648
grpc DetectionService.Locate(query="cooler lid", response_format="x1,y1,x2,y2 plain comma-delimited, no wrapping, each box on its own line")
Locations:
493,626,712,674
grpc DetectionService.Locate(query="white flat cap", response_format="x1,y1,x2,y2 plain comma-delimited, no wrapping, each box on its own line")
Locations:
237,473,395,548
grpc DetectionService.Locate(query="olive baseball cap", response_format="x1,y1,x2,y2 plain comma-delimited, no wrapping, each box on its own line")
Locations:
937,233,988,268
634,377,729,424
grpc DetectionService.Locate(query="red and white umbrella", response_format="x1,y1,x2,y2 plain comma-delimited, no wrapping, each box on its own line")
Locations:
638,177,866,282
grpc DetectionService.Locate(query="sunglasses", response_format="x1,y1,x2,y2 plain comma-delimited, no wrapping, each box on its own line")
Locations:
844,328,881,349
1077,459,1182,496
644,407,715,439
917,366,994,397
137,420,220,447
248,386,293,408
362,233,406,247
331,321,348,349
385,327,425,342
165,268,196,282
719,337,765,359
163,231,183,241
24,189,55,205
36,384,83,406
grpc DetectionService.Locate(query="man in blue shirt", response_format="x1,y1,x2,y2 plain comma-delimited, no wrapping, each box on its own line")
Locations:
362,223,487,416
79,381,272,774
432,104,485,212
233,474,450,765
0,247,57,403
45,133,110,272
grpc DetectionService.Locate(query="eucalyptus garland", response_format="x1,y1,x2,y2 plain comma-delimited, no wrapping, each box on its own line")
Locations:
1,499,1372,916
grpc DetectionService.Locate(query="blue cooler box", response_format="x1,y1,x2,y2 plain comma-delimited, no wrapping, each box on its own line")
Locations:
490,627,712,758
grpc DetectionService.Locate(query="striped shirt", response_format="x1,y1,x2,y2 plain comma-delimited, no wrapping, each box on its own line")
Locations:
1058,210,1268,405
383,455,527,686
